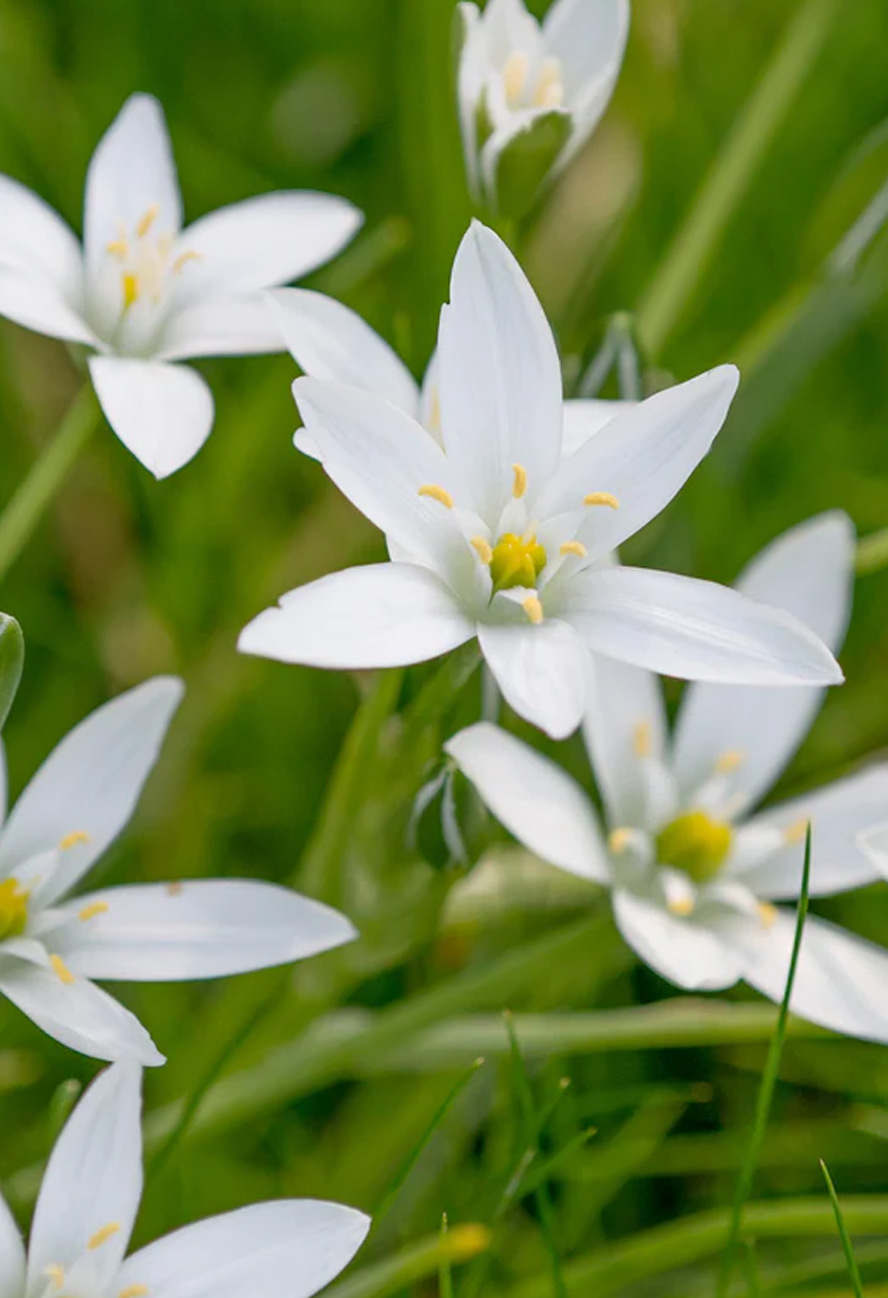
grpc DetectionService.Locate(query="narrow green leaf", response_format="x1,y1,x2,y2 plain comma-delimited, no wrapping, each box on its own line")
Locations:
0,615,23,732
821,1159,865,1298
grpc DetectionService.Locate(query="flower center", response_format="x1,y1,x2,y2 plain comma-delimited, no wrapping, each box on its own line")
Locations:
105,204,199,315
489,531,547,591
0,877,29,940
655,810,732,884
502,51,565,109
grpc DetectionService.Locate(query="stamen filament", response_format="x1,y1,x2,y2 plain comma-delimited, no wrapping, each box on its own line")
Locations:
583,492,619,509
418,484,453,508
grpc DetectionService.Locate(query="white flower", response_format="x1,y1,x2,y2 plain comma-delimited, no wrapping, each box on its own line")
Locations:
0,94,361,478
447,513,888,1044
0,1061,369,1298
240,222,841,741
457,0,629,211
0,677,356,1065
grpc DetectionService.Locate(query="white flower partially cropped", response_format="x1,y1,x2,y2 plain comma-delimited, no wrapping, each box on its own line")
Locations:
449,513,888,1044
0,1062,369,1298
240,221,841,741
457,0,629,210
0,677,356,1065
0,94,361,478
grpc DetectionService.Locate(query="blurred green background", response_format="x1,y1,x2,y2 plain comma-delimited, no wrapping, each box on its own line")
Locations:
2,0,888,1294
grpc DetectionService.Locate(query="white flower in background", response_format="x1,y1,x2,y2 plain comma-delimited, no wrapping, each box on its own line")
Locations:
449,513,888,1044
457,0,629,211
240,222,841,741
0,1062,369,1298
0,677,356,1065
0,94,361,478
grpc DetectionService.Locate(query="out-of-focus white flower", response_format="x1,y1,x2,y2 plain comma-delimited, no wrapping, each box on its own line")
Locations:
0,1062,369,1298
240,222,841,741
0,94,361,477
0,677,357,1065
457,0,629,212
448,514,888,1045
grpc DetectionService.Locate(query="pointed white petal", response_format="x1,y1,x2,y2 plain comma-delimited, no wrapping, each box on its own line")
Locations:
612,888,744,991
446,721,609,881
239,563,474,669
84,95,181,275
538,368,739,558
0,174,91,343
478,616,588,739
456,3,487,198
560,399,631,457
0,677,183,905
543,0,629,106
0,264,95,345
89,356,214,479
158,296,285,360
29,1062,142,1290
438,221,563,521
674,512,855,814
0,958,163,1063
859,821,888,878
56,881,357,980
0,1190,24,1298
563,566,844,686
582,655,669,828
118,1201,369,1298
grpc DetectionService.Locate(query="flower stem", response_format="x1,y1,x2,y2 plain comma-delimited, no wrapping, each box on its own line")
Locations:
0,384,101,583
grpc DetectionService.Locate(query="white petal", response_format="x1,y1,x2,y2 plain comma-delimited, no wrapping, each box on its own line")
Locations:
562,566,844,686
733,765,888,899
859,821,888,879
28,1062,143,1290
543,0,629,101
560,399,631,457
118,1201,369,1298
158,296,285,360
456,3,487,198
0,1190,24,1298
438,221,563,521
56,881,357,981
482,0,542,62
239,563,473,669
612,889,744,991
0,677,183,906
89,356,214,479
538,368,739,559
674,512,855,814
0,174,91,343
0,958,163,1064
84,95,181,276
267,288,419,414
582,655,669,828
173,193,362,303
445,721,609,882
478,616,588,739
0,264,95,345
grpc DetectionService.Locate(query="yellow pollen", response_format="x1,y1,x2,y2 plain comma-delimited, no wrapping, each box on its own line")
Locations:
489,531,547,591
49,954,76,986
78,901,109,922
60,830,91,851
418,484,454,508
583,492,619,509
502,50,529,104
522,594,543,625
105,238,129,259
559,540,587,558
784,817,809,844
512,462,528,499
715,749,745,774
533,56,565,108
471,536,493,565
121,272,140,310
758,902,777,930
608,827,634,855
0,877,29,940
44,1267,65,1290
136,204,160,238
172,249,202,274
119,1287,149,1298
667,895,695,918
88,1223,121,1251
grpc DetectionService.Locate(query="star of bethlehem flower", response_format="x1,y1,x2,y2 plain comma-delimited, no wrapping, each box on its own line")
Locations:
0,1061,369,1298
448,512,888,1044
239,221,842,741
0,677,356,1065
457,0,629,212
0,93,362,478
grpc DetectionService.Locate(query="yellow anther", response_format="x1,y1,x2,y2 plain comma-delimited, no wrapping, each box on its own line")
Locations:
44,1266,65,1290
119,1287,149,1298
418,484,454,508
757,902,777,930
533,56,565,108
166,881,184,896
608,827,634,855
60,830,91,851
470,536,493,565
105,238,129,259
490,532,547,591
511,462,528,499
88,1223,121,1251
667,895,695,918
0,878,28,940
583,492,619,509
633,720,652,759
121,272,140,310
522,594,543,625
136,205,160,238
715,749,745,774
172,250,201,274
78,901,109,922
49,954,75,986
445,1223,492,1262
559,540,587,558
783,818,809,845
502,50,529,104
656,810,732,885
426,385,441,434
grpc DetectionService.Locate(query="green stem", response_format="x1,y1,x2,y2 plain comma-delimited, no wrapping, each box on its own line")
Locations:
0,384,100,582
855,528,888,576
325,1225,491,1298
399,642,481,747
635,0,838,358
821,1161,866,1298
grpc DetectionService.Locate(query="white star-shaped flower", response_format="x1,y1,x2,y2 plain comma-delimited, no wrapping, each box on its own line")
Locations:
0,1062,369,1298
0,94,361,477
240,221,841,741
448,512,888,1043
0,677,356,1065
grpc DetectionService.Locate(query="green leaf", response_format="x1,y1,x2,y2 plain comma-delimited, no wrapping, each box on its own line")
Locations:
0,614,23,733
493,111,571,220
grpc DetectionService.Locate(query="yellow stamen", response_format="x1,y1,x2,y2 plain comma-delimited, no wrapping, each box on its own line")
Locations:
758,902,777,930
656,809,732,884
418,484,454,508
471,536,493,565
608,827,634,855
559,540,587,558
426,385,441,434
166,881,184,896
88,1223,121,1251
49,954,75,986
583,491,619,509
667,895,695,918
78,901,109,922
502,50,529,104
715,749,744,774
511,462,528,499
44,1266,65,1290
119,1287,149,1298
172,249,202,274
490,532,547,591
633,720,652,759
784,817,809,845
136,204,159,238
60,830,91,851
0,878,28,940
122,272,140,310
533,56,565,108
522,594,543,625
105,238,129,259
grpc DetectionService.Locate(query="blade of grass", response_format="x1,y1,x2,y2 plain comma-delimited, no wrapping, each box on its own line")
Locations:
741,1239,762,1298
440,1215,455,1298
325,1225,491,1298
821,1160,865,1298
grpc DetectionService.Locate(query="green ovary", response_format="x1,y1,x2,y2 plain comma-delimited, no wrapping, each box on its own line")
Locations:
489,532,547,591
655,810,732,884
0,877,28,940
